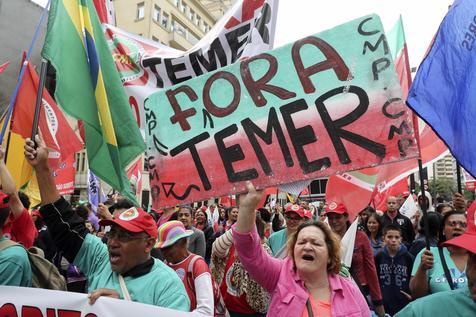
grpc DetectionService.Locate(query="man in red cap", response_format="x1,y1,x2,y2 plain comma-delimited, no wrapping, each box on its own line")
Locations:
395,202,476,316
268,204,309,258
24,136,189,310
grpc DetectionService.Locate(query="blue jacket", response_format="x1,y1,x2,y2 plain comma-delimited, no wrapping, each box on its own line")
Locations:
374,245,414,316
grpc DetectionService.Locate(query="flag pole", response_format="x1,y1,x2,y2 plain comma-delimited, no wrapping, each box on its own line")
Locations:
418,159,430,250
31,59,49,140
456,163,462,194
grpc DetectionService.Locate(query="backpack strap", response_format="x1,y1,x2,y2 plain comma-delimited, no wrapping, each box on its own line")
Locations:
186,254,201,291
438,246,455,290
0,238,18,251
118,274,132,301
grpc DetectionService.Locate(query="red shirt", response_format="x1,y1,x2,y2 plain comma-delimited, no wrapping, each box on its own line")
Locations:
168,254,211,310
2,208,37,248
220,245,255,314
352,230,382,304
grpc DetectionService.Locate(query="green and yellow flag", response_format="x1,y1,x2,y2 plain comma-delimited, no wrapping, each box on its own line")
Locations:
42,0,145,202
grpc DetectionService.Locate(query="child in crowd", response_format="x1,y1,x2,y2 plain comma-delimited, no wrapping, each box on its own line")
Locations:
374,224,414,316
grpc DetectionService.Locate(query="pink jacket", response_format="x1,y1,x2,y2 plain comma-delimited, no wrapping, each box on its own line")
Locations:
232,226,370,317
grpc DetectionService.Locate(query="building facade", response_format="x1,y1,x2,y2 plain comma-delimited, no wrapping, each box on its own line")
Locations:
432,153,457,181
114,0,219,50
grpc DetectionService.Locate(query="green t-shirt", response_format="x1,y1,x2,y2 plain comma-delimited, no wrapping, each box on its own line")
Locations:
395,288,476,317
412,246,467,293
0,237,31,287
268,229,287,257
74,234,190,311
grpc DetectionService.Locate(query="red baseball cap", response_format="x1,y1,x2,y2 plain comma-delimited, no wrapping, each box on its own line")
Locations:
324,201,347,215
0,191,10,209
303,208,313,219
99,207,158,239
443,204,476,254
285,204,305,218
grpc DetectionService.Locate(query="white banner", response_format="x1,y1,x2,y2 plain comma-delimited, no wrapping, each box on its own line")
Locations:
104,0,278,133
399,194,418,220
341,218,358,268
0,286,194,317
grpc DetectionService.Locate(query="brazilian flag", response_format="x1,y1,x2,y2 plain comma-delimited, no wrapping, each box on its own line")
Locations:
42,0,145,203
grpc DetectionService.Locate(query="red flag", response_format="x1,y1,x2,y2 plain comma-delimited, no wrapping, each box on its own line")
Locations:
372,178,409,211
0,61,9,74
219,195,236,207
127,156,143,197
53,155,76,195
7,60,83,188
326,168,379,221
93,0,115,24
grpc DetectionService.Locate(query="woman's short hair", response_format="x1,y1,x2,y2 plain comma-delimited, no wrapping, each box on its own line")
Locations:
288,221,341,274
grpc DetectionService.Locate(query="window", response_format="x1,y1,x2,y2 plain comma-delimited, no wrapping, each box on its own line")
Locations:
161,12,169,29
173,0,179,7
196,15,201,27
153,5,160,22
180,2,187,14
203,22,209,33
136,2,145,20
152,36,160,43
173,20,187,37
189,9,195,21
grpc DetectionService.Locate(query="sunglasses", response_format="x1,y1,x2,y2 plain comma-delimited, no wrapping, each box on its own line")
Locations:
106,230,148,243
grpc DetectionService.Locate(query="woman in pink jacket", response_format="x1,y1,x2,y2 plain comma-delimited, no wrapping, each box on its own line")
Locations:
233,182,370,317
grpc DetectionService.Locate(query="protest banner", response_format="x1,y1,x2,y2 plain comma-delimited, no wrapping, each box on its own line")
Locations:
145,14,419,208
105,0,278,132
0,286,191,317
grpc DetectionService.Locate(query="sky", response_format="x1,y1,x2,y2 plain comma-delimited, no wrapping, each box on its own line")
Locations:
32,0,451,68
274,0,451,69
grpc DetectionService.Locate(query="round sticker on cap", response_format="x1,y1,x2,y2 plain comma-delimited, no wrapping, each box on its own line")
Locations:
328,202,337,210
119,207,140,221
291,204,300,211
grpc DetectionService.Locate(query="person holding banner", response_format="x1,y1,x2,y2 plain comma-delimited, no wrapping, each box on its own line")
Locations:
233,182,370,317
24,135,190,310
395,206,476,316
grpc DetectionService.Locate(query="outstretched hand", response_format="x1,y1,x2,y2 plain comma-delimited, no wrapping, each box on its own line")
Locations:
24,135,49,169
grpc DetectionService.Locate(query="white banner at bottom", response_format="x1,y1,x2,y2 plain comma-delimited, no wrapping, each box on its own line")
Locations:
0,286,194,317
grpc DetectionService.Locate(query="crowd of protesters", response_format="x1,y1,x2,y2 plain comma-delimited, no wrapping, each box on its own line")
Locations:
0,135,474,316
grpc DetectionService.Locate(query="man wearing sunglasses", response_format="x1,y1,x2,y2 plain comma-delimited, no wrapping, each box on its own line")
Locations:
24,136,189,311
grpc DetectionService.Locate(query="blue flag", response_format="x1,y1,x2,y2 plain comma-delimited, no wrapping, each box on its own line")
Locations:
407,0,476,176
88,169,105,214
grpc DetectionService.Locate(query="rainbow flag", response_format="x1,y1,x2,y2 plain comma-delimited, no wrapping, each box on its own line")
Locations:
42,0,145,202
